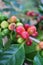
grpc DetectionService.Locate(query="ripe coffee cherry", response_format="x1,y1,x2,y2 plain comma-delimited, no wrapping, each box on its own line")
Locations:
8,16,17,23
27,26,36,35
24,24,30,30
35,13,39,16
40,16,43,20
39,41,43,49
26,11,35,16
26,39,32,46
32,32,38,37
31,26,36,31
16,26,25,35
1,21,9,29
8,23,16,31
21,31,29,39
35,32,38,36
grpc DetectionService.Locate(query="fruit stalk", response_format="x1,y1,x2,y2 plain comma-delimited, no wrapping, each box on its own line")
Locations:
29,36,40,43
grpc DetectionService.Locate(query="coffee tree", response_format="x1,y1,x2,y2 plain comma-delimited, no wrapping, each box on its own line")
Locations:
0,0,43,65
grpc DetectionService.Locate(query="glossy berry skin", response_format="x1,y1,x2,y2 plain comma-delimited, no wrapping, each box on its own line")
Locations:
26,39,32,46
36,45,40,51
16,26,25,35
8,23,16,31
27,26,36,35
35,13,39,16
26,11,35,16
8,16,17,23
31,26,36,31
21,31,29,39
16,22,23,27
1,21,9,29
24,24,30,30
17,37,24,44
39,41,43,49
32,32,38,37
2,29,9,36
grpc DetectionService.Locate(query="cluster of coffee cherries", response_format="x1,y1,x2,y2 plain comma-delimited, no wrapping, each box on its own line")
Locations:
0,16,17,37
3,15,38,46
16,24,38,46
0,15,43,49
8,16,43,49
25,11,43,30
25,11,43,22
26,11,39,17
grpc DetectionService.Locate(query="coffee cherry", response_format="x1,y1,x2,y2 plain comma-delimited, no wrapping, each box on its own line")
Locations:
17,37,24,44
26,39,32,46
16,26,25,35
32,32,38,37
1,21,9,29
39,41,43,49
8,23,16,31
2,29,9,36
21,31,29,39
26,11,35,16
35,32,38,36
27,26,36,35
8,16,17,23
30,12,35,16
16,22,23,27
24,24,30,30
36,45,40,51
31,26,36,31
35,13,39,16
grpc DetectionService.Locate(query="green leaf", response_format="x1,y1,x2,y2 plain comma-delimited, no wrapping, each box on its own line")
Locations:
0,44,25,65
25,42,37,61
33,52,43,65
37,29,43,41
25,42,37,54
24,29,43,61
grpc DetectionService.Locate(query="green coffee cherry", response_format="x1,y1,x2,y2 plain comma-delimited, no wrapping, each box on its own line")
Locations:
1,21,9,29
17,37,24,44
2,29,9,36
16,22,23,27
